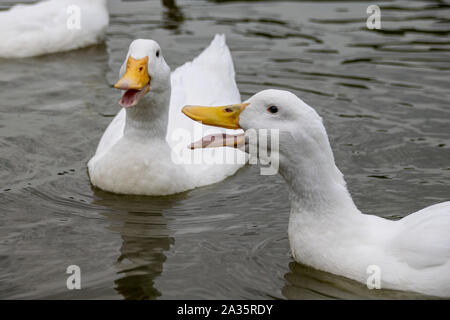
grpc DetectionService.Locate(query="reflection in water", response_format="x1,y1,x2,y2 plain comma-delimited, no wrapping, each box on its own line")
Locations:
114,228,171,299
161,0,184,31
91,188,185,300
282,262,434,300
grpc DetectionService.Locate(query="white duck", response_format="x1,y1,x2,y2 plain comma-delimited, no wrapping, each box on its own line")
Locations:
0,0,108,58
182,89,450,298
88,35,246,195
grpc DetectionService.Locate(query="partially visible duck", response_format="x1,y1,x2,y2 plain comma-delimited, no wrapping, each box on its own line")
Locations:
0,0,108,58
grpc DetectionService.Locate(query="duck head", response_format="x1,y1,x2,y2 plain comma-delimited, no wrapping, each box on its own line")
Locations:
181,89,329,156
114,39,171,108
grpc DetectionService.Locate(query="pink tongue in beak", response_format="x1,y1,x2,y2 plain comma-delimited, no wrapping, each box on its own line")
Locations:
189,133,245,149
119,89,140,108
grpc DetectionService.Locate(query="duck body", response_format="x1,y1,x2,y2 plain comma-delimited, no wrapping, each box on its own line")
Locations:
181,89,450,297
276,93,450,297
88,35,245,195
270,102,450,296
90,133,191,195
0,0,108,58
288,191,450,297
278,97,450,297
89,87,192,195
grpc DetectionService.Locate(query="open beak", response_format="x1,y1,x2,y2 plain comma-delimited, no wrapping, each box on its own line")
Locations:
182,103,248,149
114,56,151,108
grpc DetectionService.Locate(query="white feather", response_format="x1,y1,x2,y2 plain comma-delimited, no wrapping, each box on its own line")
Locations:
0,0,108,58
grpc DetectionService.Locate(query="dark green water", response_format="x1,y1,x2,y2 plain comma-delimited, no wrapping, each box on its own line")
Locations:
0,0,449,299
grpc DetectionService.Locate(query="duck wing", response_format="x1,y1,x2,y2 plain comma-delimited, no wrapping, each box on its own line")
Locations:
167,34,246,186
390,201,450,270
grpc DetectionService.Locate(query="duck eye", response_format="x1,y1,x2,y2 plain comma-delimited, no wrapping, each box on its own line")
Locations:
156,50,160,58
267,106,278,114
224,108,233,113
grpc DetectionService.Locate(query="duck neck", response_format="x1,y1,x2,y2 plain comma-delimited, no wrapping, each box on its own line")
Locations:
123,87,171,141
278,134,359,219
279,134,399,277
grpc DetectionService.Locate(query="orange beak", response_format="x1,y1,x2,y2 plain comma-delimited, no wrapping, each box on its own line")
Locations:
114,56,150,90
181,103,248,130
113,56,151,108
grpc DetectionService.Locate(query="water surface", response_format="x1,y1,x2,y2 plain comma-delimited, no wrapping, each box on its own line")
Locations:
0,0,449,299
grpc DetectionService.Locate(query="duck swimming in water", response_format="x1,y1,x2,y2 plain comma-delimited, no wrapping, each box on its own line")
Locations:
182,89,450,298
88,35,245,195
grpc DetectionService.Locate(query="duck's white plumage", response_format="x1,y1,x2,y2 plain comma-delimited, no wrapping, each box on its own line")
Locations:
185,89,450,297
389,202,450,270
0,0,108,58
88,35,246,195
